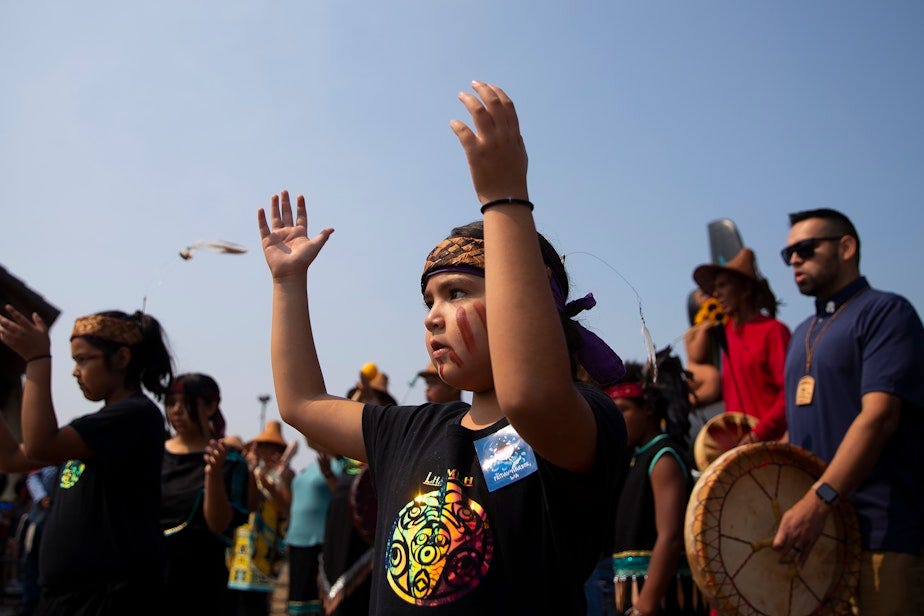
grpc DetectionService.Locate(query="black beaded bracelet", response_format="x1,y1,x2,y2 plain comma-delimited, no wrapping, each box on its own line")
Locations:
480,197,534,214
25,354,51,364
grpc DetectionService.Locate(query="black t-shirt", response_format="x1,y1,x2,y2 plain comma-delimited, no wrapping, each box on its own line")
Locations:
160,448,249,611
39,393,166,591
362,383,626,615
160,448,249,533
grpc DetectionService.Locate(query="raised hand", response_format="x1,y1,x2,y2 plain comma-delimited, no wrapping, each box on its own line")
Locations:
204,438,229,477
257,190,334,281
0,304,51,361
450,81,529,204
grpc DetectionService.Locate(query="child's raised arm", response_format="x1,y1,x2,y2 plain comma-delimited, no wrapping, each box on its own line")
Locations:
258,190,366,462
451,82,598,473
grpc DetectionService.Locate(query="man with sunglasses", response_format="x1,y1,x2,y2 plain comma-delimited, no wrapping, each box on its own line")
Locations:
772,208,924,614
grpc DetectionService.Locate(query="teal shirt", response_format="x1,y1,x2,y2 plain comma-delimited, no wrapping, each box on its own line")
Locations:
285,457,342,547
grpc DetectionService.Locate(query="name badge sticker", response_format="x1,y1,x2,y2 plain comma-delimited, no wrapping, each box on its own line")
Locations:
474,424,538,492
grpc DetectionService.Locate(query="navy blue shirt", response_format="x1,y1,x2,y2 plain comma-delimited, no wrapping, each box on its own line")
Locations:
785,277,924,553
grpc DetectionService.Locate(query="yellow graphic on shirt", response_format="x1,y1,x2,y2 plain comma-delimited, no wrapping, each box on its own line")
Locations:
59,460,84,489
387,476,493,605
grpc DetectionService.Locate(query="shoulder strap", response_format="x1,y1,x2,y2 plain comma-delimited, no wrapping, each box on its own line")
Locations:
163,489,204,537
648,446,689,480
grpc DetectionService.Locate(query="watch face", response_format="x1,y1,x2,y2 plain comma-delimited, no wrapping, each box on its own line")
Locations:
816,482,838,504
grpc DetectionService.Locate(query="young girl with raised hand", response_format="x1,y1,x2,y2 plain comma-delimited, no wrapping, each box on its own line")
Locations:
161,373,249,616
258,81,627,614
0,306,173,616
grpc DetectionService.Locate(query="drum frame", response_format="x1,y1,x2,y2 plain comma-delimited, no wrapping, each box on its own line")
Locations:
684,443,860,615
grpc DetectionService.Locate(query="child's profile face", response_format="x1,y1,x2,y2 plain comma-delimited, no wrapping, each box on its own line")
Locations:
249,442,284,466
70,337,121,403
613,397,649,448
422,272,492,393
712,272,747,317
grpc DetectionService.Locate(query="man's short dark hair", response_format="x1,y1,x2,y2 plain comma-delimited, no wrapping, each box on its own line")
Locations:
788,208,861,263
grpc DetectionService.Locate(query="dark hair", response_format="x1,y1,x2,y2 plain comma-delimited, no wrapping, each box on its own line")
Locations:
448,221,584,378
168,373,226,439
753,278,780,319
620,349,694,454
788,208,861,264
80,310,174,401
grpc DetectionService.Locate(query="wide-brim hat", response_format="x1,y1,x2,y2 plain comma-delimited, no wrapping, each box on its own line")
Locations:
417,362,439,379
346,371,398,406
369,372,390,393
246,419,287,448
692,247,761,296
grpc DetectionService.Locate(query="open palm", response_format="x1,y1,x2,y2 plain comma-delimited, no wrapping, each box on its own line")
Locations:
258,190,334,280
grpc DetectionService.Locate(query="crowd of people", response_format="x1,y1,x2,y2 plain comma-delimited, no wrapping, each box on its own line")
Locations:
0,82,920,616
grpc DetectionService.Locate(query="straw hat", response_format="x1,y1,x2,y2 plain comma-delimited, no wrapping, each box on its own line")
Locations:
246,419,287,448
347,370,397,406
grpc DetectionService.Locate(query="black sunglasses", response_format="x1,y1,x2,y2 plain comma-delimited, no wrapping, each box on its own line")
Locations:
780,236,842,265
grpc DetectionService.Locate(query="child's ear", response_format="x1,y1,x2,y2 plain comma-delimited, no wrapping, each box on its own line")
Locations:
114,346,132,371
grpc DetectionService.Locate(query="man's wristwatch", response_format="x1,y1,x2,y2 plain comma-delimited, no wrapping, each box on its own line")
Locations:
815,482,839,505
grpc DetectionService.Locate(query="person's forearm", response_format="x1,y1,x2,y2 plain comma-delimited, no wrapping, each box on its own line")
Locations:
270,277,368,461
688,363,721,406
20,360,60,461
635,534,683,614
482,207,597,473
271,278,330,417
484,208,572,412
684,325,713,364
818,392,900,496
203,471,234,533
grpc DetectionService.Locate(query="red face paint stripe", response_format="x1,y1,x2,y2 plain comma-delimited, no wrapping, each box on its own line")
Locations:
473,303,487,329
456,307,476,353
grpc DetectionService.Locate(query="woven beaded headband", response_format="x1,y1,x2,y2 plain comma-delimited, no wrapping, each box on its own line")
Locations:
71,315,143,346
420,236,486,293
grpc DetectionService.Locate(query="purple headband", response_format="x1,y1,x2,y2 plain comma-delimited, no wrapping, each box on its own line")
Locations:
550,279,626,387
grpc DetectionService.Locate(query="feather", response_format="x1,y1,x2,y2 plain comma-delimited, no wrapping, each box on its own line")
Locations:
179,240,247,260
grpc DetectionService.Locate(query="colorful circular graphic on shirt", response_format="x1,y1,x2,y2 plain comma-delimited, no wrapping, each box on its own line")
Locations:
386,477,493,605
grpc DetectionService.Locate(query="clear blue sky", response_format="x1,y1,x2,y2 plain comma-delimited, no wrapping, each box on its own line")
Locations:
2,2,922,470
